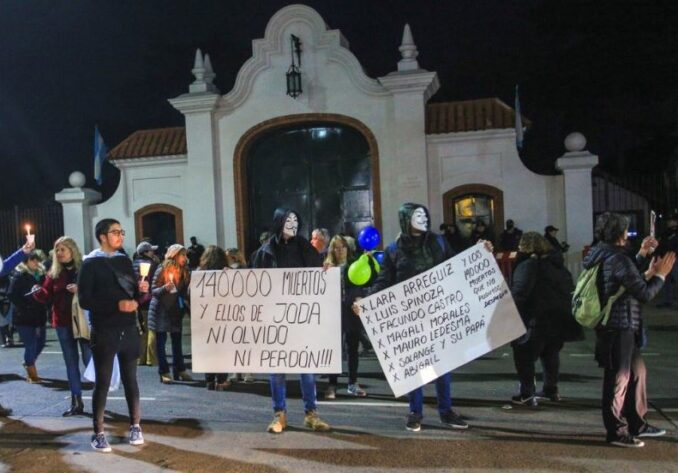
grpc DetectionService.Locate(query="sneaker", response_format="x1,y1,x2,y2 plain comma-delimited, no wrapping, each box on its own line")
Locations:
129,424,144,446
440,410,469,429
173,371,193,381
636,425,667,438
511,394,538,407
608,435,644,448
325,385,336,400
267,411,287,434
304,411,331,431
243,374,255,383
91,432,112,453
535,391,561,402
406,412,422,432
347,384,367,397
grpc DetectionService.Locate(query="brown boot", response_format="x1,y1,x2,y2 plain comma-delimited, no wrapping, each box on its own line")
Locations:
24,364,41,383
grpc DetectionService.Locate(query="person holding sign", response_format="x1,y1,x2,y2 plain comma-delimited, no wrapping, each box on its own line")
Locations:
251,208,330,434
364,203,489,432
78,219,149,453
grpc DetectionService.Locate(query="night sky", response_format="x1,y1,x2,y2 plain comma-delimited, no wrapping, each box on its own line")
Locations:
1,0,677,209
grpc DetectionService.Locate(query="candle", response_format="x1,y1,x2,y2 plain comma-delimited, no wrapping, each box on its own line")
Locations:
139,262,151,279
25,224,34,245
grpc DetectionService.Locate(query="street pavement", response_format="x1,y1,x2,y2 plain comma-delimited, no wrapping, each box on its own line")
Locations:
0,305,676,472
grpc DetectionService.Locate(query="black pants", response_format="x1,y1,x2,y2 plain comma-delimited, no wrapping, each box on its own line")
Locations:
597,330,648,440
512,338,564,397
330,315,363,386
90,325,141,434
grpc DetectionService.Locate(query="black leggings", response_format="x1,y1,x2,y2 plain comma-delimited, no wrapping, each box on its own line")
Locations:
90,325,141,434
329,327,361,386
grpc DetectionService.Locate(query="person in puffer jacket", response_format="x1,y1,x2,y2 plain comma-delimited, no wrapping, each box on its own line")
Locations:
582,212,675,448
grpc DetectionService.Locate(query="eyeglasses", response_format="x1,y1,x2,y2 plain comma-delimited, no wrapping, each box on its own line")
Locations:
107,229,126,237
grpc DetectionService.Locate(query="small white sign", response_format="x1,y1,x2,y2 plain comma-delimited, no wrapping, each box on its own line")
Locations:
357,243,525,398
190,267,342,374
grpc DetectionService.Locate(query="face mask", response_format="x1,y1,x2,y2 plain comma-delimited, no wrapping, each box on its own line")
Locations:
283,213,299,238
229,263,239,269
411,208,428,232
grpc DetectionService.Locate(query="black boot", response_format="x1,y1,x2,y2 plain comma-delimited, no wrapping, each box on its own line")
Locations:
62,395,84,417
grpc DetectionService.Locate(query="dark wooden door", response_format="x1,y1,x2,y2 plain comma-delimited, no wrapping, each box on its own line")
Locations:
246,123,372,253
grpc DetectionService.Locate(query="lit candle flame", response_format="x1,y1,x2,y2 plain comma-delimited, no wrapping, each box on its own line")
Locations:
25,224,31,236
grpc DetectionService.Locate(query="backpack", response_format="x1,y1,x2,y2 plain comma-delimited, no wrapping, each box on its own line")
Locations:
572,263,625,328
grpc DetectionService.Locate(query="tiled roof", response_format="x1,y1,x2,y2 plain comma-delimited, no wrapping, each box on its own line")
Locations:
425,98,531,134
108,127,186,159
108,99,529,159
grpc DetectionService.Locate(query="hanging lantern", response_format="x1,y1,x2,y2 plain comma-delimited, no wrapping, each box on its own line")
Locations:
286,34,302,98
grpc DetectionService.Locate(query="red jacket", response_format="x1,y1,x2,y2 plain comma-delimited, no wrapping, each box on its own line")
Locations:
33,267,77,328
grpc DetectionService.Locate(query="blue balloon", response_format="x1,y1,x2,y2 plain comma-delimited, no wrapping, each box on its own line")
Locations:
373,251,385,265
357,226,381,251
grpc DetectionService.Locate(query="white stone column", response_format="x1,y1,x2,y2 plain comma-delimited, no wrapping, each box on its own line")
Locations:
378,25,439,239
168,49,222,246
555,133,598,274
54,172,101,253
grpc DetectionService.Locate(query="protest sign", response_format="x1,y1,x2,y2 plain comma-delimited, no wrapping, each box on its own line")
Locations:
190,267,341,374
357,243,525,397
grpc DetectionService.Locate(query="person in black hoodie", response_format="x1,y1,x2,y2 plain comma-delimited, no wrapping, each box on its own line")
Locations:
509,232,583,407
251,208,330,434
583,212,675,448
78,218,149,453
8,252,47,383
366,203,490,432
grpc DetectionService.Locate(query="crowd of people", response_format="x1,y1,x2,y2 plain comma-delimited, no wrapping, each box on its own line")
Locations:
0,208,675,451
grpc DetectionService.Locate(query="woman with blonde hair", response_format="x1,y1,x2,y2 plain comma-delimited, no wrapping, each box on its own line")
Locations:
148,244,192,383
324,235,369,399
509,231,582,407
33,236,91,416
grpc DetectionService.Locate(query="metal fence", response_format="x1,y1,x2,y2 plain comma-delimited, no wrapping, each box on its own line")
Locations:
0,204,63,257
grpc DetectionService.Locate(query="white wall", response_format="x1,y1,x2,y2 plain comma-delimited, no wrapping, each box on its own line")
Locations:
426,129,565,235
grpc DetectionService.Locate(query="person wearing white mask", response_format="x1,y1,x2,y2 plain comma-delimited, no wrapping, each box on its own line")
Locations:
250,208,330,434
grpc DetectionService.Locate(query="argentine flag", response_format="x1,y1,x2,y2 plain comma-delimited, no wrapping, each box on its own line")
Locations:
93,126,108,185
514,84,524,151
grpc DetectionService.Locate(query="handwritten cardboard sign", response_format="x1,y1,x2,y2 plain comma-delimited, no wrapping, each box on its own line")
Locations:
358,243,525,397
190,267,342,373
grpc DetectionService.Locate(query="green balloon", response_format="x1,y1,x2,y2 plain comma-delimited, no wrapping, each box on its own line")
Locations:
369,253,381,273
348,254,371,286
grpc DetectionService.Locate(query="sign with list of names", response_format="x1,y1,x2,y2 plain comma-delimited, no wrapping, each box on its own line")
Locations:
190,267,342,374
357,243,525,398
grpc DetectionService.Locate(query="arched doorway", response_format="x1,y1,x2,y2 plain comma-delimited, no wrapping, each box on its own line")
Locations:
234,114,381,254
443,184,504,243
134,204,184,256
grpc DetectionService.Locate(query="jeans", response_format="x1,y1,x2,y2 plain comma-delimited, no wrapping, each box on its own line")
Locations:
90,325,141,434
156,331,185,375
15,325,46,366
408,372,452,417
269,373,317,413
56,326,92,396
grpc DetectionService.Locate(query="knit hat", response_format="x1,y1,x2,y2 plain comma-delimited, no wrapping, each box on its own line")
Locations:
165,244,185,260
